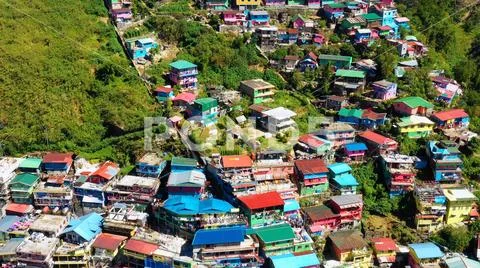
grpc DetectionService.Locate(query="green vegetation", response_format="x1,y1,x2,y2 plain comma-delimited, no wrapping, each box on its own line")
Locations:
0,0,155,158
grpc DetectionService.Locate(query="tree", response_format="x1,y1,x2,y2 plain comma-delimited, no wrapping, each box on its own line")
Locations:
432,226,471,252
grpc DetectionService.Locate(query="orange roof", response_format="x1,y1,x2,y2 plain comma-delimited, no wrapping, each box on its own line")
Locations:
358,130,397,146
90,161,120,180
221,155,253,168
371,237,397,252
5,203,33,215
43,152,73,164
238,192,284,210
93,233,128,251
432,109,468,121
124,239,158,255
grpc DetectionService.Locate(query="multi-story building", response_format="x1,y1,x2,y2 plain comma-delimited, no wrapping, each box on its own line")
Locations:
329,194,363,229
253,150,295,200
238,191,284,228
294,159,329,196
16,233,58,268
371,237,398,267
396,115,434,139
0,157,23,206
167,169,206,196
414,184,446,233
431,109,469,130
344,142,368,163
187,97,219,126
87,161,120,185
92,232,128,265
249,10,270,26
303,204,340,237
297,134,333,158
426,140,463,183
169,60,198,90
42,152,74,175
18,157,42,173
393,96,434,116
315,122,356,149
371,80,397,100
29,214,68,237
73,178,108,209
255,223,295,257
126,38,158,60
338,108,387,129
407,242,444,268
9,173,40,204
333,69,366,96
328,230,372,268
153,195,243,238
103,203,148,237
240,78,276,104
105,175,160,204
260,107,297,133
192,226,261,267
357,130,398,155
380,154,416,197
135,153,167,177
33,182,73,209
328,163,358,195
443,188,477,225
254,27,278,51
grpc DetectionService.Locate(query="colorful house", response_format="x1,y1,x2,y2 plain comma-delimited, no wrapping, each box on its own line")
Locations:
92,232,128,262
33,180,73,208
126,38,158,59
361,13,382,28
187,97,219,126
192,226,260,266
344,142,368,162
269,252,320,268
354,28,372,43
357,130,398,154
371,80,397,100
380,154,416,197
249,10,270,26
222,11,247,26
255,223,295,257
239,79,275,104
260,107,297,133
172,92,196,108
254,26,278,51
87,161,120,185
237,191,284,227
291,15,315,29
338,108,387,129
414,184,446,233
169,60,198,90
280,55,299,72
323,3,346,21
395,17,410,30
236,0,261,10
294,159,329,196
407,242,444,268
123,238,159,266
298,52,318,72
371,238,397,266
60,213,103,245
154,86,174,102
263,0,285,7
431,109,469,129
393,96,433,116
167,170,206,196
328,163,358,195
329,194,363,228
318,54,352,69
303,205,340,236
106,175,160,204
18,158,42,173
278,29,298,45
443,188,477,225
9,173,40,204
297,134,333,157
396,115,434,138
316,122,356,149
42,152,73,174
135,153,167,177
333,69,366,95
325,95,349,111
426,140,463,183
432,76,462,105
328,230,372,267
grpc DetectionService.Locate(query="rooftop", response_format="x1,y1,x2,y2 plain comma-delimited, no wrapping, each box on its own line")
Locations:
167,170,206,187
221,155,253,169
255,223,295,243
371,237,397,252
333,173,359,187
171,156,197,168
298,134,330,148
16,232,58,256
358,130,397,146
270,252,320,268
330,194,363,207
345,142,368,152
163,195,235,215
318,54,352,62
115,175,159,188
240,79,275,90
0,237,24,255
328,163,352,175
30,214,67,234
0,157,22,182
169,60,197,70
124,238,158,255
10,173,39,187
92,232,128,250
432,109,469,121
43,152,73,164
295,159,328,174
238,191,284,210
192,226,246,246
443,188,476,201
262,107,297,120
303,205,339,221
137,153,164,166
408,242,444,259
61,213,103,242
329,230,368,251
335,69,365,79
89,161,120,180
394,96,433,109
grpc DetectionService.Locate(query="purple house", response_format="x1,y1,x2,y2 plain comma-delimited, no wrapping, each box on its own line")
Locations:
344,143,368,162
372,80,397,100
291,15,314,30
264,0,285,6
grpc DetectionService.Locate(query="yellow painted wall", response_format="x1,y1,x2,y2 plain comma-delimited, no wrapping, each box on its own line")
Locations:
236,0,262,6
399,125,433,133
445,200,474,225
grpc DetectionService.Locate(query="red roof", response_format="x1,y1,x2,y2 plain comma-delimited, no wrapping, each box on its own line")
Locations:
90,161,120,180
43,152,73,164
294,159,328,174
124,239,158,255
432,109,468,121
298,134,326,148
46,174,66,184
237,191,284,210
362,110,386,120
5,203,33,215
155,86,173,94
358,130,396,146
93,233,128,251
307,52,318,61
371,238,397,252
221,155,253,168
173,92,196,104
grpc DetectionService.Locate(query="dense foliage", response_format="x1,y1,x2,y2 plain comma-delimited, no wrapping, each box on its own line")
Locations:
0,0,155,156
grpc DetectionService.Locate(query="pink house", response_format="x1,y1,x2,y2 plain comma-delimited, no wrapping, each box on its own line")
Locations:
303,205,340,236
222,11,247,26
393,96,434,116
307,0,320,8
291,15,314,30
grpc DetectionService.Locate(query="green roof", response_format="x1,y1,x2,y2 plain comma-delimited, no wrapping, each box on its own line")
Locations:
19,158,42,169
394,96,433,108
327,3,346,8
318,54,352,63
335,69,365,79
10,173,39,186
255,223,295,243
169,60,197,70
339,108,363,118
194,98,218,111
171,157,197,167
362,13,382,21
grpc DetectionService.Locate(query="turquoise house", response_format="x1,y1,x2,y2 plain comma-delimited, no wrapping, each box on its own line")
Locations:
328,163,358,195
127,38,158,59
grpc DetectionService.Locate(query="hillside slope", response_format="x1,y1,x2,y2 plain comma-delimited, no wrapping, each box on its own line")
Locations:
0,0,155,154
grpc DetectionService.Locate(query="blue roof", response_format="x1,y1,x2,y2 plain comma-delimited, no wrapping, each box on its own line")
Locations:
0,216,20,232
164,195,234,215
61,213,103,242
270,253,321,268
345,142,368,151
283,199,300,212
137,38,155,44
328,163,352,175
192,226,246,246
445,256,480,268
408,242,444,259
333,173,359,187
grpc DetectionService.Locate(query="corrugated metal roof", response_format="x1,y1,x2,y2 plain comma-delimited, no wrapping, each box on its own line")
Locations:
295,159,328,174
0,215,20,232
333,173,359,187
10,173,39,186
192,226,246,246
169,60,197,70
93,233,127,250
18,158,42,169
255,223,295,243
164,195,234,215
61,213,103,242
270,252,320,268
124,239,159,255
345,143,368,152
408,242,444,259
237,191,284,210
394,96,433,109
328,163,352,175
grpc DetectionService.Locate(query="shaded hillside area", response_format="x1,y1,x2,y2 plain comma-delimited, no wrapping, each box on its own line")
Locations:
0,0,155,155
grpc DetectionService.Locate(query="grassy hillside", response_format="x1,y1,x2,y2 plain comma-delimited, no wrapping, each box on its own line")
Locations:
0,0,155,154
